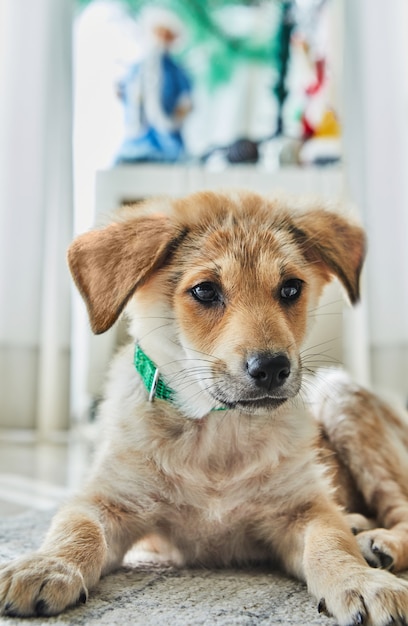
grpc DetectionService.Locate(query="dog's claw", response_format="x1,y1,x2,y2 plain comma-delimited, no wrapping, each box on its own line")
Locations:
384,618,397,626
318,597,331,616
3,602,18,617
79,589,88,604
371,542,394,570
35,599,48,617
318,596,368,624
353,611,366,626
318,597,325,613
388,616,408,626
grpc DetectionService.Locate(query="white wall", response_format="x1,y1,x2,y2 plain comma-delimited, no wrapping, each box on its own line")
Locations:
343,0,408,400
0,0,73,431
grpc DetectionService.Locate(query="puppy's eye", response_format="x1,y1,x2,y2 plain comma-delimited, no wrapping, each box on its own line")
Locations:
280,279,303,302
191,282,221,304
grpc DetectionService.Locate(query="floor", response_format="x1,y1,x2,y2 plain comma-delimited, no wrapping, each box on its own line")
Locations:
0,429,92,517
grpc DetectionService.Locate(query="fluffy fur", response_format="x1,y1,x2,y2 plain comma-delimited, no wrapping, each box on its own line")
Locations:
2,190,408,626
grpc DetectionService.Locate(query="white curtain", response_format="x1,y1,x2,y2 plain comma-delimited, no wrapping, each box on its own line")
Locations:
0,0,74,432
343,0,408,401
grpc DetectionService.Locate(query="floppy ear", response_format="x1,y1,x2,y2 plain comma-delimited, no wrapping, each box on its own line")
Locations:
68,214,182,334
290,209,366,304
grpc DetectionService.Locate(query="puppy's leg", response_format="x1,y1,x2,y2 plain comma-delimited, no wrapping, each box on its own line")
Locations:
311,369,408,572
262,500,408,626
0,492,147,617
302,508,408,626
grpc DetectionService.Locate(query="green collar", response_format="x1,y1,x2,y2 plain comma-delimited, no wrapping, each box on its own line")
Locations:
133,344,227,410
134,344,175,402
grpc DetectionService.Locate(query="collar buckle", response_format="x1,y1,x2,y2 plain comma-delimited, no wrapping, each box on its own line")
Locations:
148,368,160,402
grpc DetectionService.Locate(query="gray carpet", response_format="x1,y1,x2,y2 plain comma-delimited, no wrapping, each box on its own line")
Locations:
0,510,336,625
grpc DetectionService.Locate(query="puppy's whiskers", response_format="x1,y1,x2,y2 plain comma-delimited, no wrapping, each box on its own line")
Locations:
137,321,175,343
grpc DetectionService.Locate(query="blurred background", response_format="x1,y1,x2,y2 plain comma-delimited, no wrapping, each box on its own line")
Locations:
0,0,407,511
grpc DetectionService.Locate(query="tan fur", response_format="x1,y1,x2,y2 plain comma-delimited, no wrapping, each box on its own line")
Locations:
1,190,408,625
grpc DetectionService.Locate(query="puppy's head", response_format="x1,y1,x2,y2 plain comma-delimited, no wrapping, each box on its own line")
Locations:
68,191,365,415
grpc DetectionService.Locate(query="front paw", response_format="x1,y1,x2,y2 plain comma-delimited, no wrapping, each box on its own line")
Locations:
0,555,88,617
318,568,408,626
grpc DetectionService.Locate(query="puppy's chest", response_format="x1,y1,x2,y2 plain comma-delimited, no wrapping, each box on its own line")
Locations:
163,473,261,518
133,407,320,527
143,418,314,511
152,451,300,527
149,460,305,567
150,441,276,513
155,473,265,555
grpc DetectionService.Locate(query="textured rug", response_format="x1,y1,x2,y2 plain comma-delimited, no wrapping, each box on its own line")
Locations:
0,510,336,625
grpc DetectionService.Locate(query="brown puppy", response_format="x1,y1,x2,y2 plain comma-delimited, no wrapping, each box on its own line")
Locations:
1,190,408,625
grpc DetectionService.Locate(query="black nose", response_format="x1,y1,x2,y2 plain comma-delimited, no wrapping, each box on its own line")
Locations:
246,353,291,391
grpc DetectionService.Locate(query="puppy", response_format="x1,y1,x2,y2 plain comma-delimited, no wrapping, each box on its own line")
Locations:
2,190,408,625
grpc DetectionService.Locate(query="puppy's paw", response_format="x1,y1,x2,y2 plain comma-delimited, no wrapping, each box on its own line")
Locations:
357,529,397,571
345,513,377,536
319,568,408,626
0,555,87,617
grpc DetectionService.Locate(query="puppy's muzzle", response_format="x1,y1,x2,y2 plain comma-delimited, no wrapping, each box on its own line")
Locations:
246,353,291,392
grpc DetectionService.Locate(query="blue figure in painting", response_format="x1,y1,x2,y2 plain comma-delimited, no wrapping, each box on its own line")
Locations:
115,9,192,164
